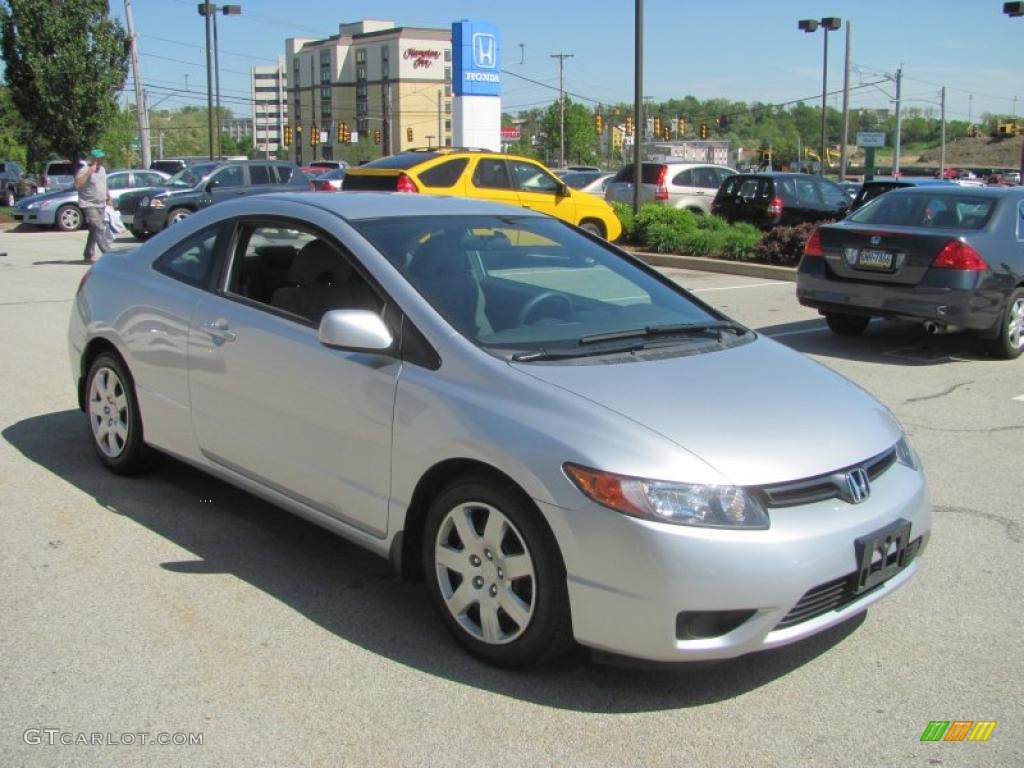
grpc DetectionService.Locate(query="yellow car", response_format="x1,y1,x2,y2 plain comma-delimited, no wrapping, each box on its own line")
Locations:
342,149,622,241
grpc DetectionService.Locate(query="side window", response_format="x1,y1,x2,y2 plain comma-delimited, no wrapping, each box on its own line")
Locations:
737,179,760,199
275,164,299,183
694,167,720,188
419,158,468,188
714,168,736,186
226,223,381,324
107,174,130,190
795,179,821,204
210,165,244,188
249,165,271,185
136,172,163,186
471,159,511,189
1016,201,1024,241
672,169,693,187
819,180,849,207
153,224,223,288
510,160,559,193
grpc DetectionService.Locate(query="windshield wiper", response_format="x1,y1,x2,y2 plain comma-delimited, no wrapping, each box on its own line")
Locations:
579,321,747,345
511,344,645,362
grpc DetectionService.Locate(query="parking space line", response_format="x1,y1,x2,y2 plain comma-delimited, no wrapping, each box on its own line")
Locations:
766,325,827,338
1013,395,1024,402
690,281,789,293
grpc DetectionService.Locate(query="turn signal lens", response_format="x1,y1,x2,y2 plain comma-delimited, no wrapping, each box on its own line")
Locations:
803,228,824,257
564,463,769,529
932,239,987,271
767,196,784,217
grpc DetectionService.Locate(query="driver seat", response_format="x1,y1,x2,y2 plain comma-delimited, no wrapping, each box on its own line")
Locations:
407,233,492,336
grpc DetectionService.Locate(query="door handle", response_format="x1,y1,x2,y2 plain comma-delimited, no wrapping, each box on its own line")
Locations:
201,319,237,343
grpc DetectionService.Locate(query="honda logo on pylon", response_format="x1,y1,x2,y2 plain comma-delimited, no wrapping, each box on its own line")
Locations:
472,33,496,68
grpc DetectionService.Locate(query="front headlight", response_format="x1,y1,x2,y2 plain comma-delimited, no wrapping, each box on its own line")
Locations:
564,464,769,529
149,197,165,208
895,436,920,470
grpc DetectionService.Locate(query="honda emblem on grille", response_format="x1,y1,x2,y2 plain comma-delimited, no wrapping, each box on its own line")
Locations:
844,468,871,503
870,235,881,245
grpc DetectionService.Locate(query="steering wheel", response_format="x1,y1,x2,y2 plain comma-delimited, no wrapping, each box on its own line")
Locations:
516,291,573,326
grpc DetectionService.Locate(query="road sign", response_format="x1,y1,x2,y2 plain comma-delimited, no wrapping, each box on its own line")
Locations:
857,131,886,148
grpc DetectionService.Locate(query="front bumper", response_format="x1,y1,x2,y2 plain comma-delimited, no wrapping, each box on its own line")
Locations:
540,461,931,662
134,205,170,234
797,256,1003,332
13,208,56,226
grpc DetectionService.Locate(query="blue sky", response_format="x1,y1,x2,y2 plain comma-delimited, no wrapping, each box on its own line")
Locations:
113,0,1023,124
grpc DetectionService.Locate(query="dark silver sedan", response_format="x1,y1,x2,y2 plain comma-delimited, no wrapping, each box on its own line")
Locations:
797,186,1024,358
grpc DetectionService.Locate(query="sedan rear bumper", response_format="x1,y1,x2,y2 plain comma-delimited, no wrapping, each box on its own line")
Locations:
540,461,931,662
797,256,1004,332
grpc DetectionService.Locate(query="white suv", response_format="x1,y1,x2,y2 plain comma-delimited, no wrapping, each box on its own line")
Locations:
605,162,736,214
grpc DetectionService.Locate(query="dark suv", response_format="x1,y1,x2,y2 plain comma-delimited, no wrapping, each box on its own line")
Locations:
712,172,850,228
850,177,954,211
119,160,307,239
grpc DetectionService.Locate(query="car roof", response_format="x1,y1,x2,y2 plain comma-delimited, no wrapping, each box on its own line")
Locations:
731,172,823,179
227,190,549,222
863,177,952,187
879,184,1023,199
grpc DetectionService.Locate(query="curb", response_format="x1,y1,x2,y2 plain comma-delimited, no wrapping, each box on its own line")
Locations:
629,250,798,282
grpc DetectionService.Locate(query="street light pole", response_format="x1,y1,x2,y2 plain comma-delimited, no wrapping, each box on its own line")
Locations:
1005,1,1024,179
198,4,242,161
551,53,573,167
199,4,214,159
633,0,643,215
940,86,947,179
799,17,842,177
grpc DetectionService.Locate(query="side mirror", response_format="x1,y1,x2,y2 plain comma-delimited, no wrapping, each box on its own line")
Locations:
319,309,394,352
556,181,570,197
206,179,220,191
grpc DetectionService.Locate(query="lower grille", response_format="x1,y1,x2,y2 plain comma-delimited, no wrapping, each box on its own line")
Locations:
775,536,923,630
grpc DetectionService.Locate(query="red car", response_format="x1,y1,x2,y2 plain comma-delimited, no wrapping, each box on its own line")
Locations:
308,166,346,192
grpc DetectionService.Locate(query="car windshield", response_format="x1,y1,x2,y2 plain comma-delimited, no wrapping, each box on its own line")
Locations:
168,162,218,188
848,191,997,229
352,214,745,358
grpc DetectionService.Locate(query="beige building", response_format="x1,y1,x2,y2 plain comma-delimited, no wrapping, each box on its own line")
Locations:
251,56,288,155
286,20,452,164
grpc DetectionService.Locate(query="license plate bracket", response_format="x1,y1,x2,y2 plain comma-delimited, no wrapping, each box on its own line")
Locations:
854,519,912,594
856,248,894,270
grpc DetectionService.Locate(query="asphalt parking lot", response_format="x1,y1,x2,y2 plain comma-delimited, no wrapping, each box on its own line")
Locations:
1,228,1021,767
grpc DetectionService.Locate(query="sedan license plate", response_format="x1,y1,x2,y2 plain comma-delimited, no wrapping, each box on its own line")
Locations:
854,519,912,594
857,248,894,270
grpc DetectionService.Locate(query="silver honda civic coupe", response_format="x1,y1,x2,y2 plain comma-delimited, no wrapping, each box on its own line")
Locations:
68,192,931,668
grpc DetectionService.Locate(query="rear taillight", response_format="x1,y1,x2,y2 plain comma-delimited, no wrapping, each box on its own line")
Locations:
767,196,784,217
396,173,419,193
655,165,668,201
803,228,824,257
932,239,987,271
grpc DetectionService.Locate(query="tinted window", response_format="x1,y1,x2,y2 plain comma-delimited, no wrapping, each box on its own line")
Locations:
672,169,693,186
361,152,441,170
848,192,996,229
47,162,77,176
819,179,849,208
472,159,511,189
135,172,166,186
249,165,271,185
210,165,243,187
692,167,721,189
611,164,664,184
106,173,131,190
418,158,468,188
153,224,223,287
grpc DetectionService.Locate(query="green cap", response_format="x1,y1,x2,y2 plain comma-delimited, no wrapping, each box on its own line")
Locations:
90,148,105,158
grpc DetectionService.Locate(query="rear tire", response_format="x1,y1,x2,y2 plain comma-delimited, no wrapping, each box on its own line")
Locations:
422,476,573,668
825,313,870,336
984,288,1024,360
85,352,153,474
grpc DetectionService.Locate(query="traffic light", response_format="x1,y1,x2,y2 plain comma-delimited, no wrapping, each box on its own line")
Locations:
699,123,708,139
374,127,381,145
625,115,633,136
406,126,413,142
595,113,603,134
295,123,303,139
338,121,349,144
310,124,319,146
653,116,662,137
662,125,671,141
677,117,686,137
282,124,292,146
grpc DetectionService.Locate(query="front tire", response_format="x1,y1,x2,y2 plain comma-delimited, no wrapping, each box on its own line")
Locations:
825,312,870,336
85,352,152,474
55,204,83,232
167,208,191,226
985,288,1024,360
579,219,604,238
422,477,573,668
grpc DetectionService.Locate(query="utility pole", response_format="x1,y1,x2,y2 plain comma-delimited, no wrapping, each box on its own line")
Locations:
892,66,903,176
551,52,573,167
201,7,214,159
310,56,317,161
213,10,222,157
437,90,443,149
940,86,946,179
124,1,151,168
382,81,392,156
632,0,642,214
839,21,851,180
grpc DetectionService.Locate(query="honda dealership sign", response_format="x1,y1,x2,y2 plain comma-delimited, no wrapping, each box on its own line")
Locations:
451,20,501,150
453,20,501,96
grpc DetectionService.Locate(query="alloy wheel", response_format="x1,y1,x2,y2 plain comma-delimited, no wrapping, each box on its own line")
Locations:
1007,297,1024,351
433,502,536,645
88,366,130,458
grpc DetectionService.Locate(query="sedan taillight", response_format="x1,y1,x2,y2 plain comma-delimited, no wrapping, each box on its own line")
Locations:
655,165,668,201
767,196,784,217
803,228,824,257
932,239,987,271
396,173,419,193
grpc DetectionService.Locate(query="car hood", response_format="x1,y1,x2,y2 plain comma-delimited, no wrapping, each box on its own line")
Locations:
511,336,900,486
18,189,73,206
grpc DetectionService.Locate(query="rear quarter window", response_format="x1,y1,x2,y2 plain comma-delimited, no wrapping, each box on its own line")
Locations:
418,158,468,188
849,192,996,229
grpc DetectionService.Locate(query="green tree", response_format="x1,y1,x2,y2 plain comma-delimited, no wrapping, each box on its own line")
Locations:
1,0,128,164
540,98,599,166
